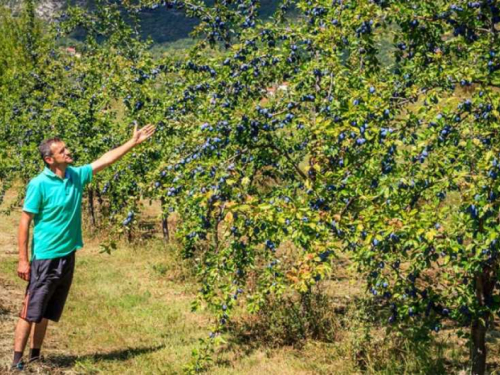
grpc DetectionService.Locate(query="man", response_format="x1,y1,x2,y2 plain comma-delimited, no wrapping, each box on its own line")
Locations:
10,124,155,371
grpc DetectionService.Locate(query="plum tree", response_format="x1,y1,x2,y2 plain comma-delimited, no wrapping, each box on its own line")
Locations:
135,1,499,373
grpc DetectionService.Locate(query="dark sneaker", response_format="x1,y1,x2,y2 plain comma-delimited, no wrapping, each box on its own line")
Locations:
9,361,24,372
28,355,43,364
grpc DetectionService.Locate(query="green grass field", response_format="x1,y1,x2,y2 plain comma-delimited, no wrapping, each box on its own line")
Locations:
0,187,498,374
0,228,345,374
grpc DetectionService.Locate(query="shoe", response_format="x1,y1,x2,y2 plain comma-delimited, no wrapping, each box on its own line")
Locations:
9,361,24,372
28,355,43,363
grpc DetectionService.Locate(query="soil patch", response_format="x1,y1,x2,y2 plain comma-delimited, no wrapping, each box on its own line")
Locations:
0,274,23,371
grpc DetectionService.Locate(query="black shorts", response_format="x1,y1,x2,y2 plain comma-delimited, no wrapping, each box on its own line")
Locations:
20,251,75,323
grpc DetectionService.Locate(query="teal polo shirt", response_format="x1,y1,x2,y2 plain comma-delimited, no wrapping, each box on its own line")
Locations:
23,165,93,260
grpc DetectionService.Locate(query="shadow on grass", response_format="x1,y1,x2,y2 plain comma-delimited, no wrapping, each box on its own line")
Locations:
46,344,165,368
0,306,10,316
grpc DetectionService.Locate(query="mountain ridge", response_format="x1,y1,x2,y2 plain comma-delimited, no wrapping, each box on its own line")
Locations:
5,0,280,44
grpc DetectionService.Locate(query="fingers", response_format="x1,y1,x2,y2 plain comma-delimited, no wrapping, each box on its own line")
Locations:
140,124,156,139
133,123,156,144
141,124,156,133
18,270,30,281
18,261,30,281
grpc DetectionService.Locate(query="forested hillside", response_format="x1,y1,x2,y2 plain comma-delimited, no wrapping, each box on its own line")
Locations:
5,0,281,43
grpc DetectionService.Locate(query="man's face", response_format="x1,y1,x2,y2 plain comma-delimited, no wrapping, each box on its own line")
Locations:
45,142,73,167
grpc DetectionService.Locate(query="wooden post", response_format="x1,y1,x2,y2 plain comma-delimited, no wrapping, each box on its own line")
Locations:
160,197,169,242
88,188,96,227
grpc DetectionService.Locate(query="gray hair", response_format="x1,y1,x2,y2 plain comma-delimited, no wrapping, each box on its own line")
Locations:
39,137,62,166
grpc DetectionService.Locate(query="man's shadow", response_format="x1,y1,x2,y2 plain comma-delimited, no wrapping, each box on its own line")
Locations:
46,344,165,368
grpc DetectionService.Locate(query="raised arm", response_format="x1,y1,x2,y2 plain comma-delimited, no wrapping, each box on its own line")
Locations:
18,211,33,281
91,124,155,175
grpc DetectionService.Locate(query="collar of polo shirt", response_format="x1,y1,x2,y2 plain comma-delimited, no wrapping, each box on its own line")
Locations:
43,167,70,180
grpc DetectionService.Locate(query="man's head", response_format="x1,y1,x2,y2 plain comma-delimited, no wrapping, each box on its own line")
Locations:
39,138,73,168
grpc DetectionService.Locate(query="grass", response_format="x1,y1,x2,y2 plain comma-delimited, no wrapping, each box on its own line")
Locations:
0,233,355,374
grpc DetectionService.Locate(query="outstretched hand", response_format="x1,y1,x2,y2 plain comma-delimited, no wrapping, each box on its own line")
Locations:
132,123,156,145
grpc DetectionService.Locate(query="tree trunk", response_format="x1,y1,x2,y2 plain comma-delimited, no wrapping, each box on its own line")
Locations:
95,183,104,206
471,318,487,375
161,216,169,241
88,188,96,227
160,197,169,242
470,271,494,375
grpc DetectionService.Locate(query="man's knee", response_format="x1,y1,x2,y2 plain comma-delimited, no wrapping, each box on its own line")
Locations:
16,317,32,329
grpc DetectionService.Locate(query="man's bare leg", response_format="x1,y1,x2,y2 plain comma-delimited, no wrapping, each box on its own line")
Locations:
30,318,48,360
13,318,32,365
